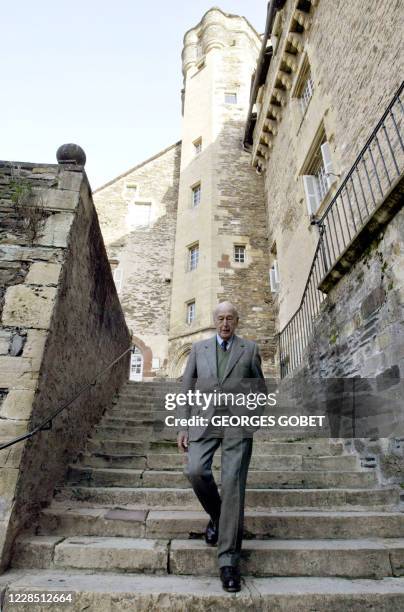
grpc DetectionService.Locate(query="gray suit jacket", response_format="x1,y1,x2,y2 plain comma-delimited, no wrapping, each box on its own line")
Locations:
179,335,266,441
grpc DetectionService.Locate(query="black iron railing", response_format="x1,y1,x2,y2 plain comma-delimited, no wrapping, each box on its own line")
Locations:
279,81,404,378
0,346,133,451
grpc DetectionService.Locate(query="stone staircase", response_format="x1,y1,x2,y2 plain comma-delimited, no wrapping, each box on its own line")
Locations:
3,381,404,610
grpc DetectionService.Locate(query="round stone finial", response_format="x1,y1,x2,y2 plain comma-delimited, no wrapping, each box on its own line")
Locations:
56,143,86,166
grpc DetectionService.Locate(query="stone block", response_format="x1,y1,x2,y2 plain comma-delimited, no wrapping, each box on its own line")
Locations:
25,263,61,286
12,536,63,569
58,171,83,192
2,285,56,329
53,537,168,572
37,188,78,212
0,390,35,420
0,421,28,439
361,287,386,319
0,357,27,388
36,212,74,248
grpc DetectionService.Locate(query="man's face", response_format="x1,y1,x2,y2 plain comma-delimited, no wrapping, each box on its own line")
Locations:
214,306,238,340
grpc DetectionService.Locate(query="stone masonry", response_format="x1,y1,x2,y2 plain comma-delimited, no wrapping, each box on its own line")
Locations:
94,143,181,377
0,159,130,571
0,382,403,609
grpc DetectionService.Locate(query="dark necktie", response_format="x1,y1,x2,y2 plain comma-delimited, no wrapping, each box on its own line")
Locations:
222,340,228,352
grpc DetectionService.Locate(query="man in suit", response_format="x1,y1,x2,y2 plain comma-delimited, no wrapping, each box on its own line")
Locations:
177,301,265,592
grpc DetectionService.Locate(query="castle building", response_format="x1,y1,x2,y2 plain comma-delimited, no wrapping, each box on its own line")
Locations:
94,1,403,384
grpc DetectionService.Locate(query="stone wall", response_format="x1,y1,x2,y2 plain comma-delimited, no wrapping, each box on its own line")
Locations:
169,8,274,375
252,0,403,328
93,143,181,376
0,160,130,571
283,205,404,483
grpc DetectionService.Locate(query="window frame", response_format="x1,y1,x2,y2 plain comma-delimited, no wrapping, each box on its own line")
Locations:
224,92,238,105
191,183,201,208
188,242,199,271
186,300,196,325
233,244,246,264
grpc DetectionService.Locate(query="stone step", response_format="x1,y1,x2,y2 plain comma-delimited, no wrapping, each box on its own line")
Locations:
4,571,404,611
12,535,404,578
145,510,404,540
56,486,399,510
37,507,404,540
141,470,375,489
109,409,155,418
170,538,404,578
78,453,148,469
12,536,168,573
146,453,359,471
92,426,177,441
86,437,344,457
103,416,157,427
86,439,177,455
67,465,375,489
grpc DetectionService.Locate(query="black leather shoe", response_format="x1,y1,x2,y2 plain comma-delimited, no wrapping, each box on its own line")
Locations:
205,519,219,545
220,566,241,592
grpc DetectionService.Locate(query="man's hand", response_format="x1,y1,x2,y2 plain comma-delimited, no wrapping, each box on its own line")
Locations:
177,430,189,452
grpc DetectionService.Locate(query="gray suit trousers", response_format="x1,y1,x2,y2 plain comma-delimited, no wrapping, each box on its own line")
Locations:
184,421,253,568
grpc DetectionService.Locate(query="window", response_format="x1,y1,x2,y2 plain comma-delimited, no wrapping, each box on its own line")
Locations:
225,92,237,104
191,183,201,207
113,268,123,293
299,72,314,114
302,140,334,215
193,138,202,156
269,260,280,293
196,43,203,59
234,245,246,263
188,243,199,271
127,201,151,228
186,301,196,324
129,346,143,381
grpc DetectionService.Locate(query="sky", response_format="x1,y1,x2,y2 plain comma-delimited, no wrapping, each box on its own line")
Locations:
1,1,267,190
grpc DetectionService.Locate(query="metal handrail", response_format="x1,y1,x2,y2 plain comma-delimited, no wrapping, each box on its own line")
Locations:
278,81,404,378
0,346,133,451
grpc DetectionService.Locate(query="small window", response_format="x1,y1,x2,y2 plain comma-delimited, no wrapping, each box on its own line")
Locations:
186,301,196,324
302,139,334,215
299,72,314,114
188,243,199,271
234,245,246,263
127,201,151,228
113,268,123,293
191,183,201,208
196,43,203,59
193,138,202,156
269,260,280,293
225,92,237,104
292,55,314,118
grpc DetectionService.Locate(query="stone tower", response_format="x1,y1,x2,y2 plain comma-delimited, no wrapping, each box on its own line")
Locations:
168,8,275,376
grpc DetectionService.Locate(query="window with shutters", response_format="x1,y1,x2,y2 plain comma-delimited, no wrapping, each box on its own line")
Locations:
301,130,335,216
113,268,123,293
127,201,152,228
269,260,280,293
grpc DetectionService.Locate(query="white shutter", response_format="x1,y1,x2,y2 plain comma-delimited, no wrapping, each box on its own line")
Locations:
321,141,334,188
269,267,279,293
113,268,123,293
273,259,280,283
303,175,320,215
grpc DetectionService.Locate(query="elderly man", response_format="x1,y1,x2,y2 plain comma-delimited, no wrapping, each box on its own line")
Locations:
177,301,265,592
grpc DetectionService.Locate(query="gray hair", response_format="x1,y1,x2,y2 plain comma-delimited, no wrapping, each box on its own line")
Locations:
213,301,239,321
